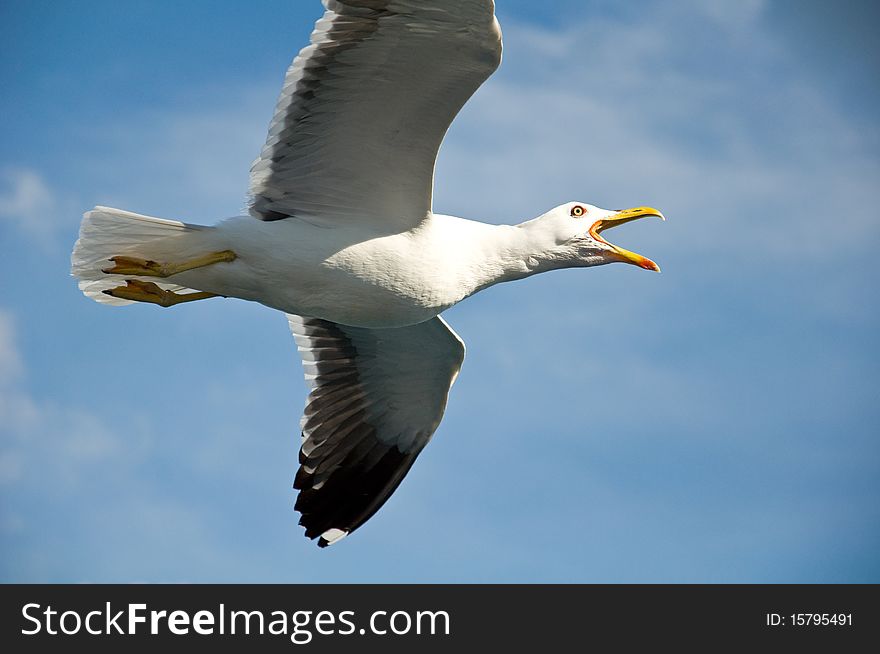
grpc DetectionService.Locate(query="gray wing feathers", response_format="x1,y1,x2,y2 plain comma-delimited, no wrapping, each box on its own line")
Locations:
249,0,501,228
287,314,465,546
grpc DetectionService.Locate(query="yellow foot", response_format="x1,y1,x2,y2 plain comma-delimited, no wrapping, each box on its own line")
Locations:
102,250,237,278
102,280,218,307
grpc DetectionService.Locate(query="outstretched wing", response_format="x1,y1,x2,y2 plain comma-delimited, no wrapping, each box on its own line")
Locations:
287,314,466,547
249,0,502,230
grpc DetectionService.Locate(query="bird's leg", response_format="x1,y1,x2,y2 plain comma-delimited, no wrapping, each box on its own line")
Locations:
102,280,218,307
102,250,237,277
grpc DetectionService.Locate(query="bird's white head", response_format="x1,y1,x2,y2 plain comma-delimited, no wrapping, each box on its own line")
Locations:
532,202,665,272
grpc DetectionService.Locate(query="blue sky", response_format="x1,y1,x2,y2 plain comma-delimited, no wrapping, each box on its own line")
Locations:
1,0,878,582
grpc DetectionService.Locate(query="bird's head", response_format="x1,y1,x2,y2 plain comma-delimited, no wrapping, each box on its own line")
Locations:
534,202,665,272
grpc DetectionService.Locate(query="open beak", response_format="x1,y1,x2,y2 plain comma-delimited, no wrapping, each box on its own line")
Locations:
589,206,665,272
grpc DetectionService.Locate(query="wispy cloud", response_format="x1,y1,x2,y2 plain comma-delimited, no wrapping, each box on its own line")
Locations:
0,311,35,486
0,304,302,582
0,307,187,578
0,309,122,488
0,311,23,386
438,2,880,257
0,167,68,248
80,86,275,223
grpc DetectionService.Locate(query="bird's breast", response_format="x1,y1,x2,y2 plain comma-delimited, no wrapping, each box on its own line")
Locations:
223,226,462,327
200,216,477,328
310,235,464,327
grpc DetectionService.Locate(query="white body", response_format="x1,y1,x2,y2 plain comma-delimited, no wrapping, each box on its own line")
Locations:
73,206,601,328
182,213,498,327
192,213,567,326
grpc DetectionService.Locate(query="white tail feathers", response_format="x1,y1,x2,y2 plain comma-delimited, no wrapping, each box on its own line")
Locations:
71,206,213,305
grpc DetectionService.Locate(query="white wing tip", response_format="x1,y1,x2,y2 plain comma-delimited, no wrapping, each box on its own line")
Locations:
318,528,349,548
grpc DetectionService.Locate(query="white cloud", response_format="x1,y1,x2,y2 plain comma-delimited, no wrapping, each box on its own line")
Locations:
0,305,283,580
0,308,133,489
0,311,23,386
0,312,31,486
694,0,767,28
0,168,65,247
82,86,274,224
0,314,39,475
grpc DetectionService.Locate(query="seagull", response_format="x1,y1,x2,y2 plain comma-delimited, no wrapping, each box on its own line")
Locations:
71,0,664,548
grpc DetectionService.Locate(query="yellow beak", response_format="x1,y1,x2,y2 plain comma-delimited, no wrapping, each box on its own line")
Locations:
589,206,665,272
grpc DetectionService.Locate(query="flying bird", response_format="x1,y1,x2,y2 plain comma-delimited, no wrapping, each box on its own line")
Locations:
71,0,664,547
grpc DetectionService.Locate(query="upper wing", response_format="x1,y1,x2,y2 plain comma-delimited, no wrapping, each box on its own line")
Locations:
287,313,466,547
249,0,502,230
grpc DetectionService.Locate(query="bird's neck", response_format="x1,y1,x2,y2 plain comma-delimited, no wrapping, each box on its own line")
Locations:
449,218,571,298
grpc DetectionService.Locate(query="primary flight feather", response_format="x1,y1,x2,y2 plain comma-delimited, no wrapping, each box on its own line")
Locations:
71,0,664,547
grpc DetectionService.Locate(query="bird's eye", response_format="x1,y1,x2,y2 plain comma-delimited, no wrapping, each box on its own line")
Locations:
570,205,586,218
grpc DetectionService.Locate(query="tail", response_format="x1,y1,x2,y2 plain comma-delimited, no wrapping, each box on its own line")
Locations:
71,206,214,306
